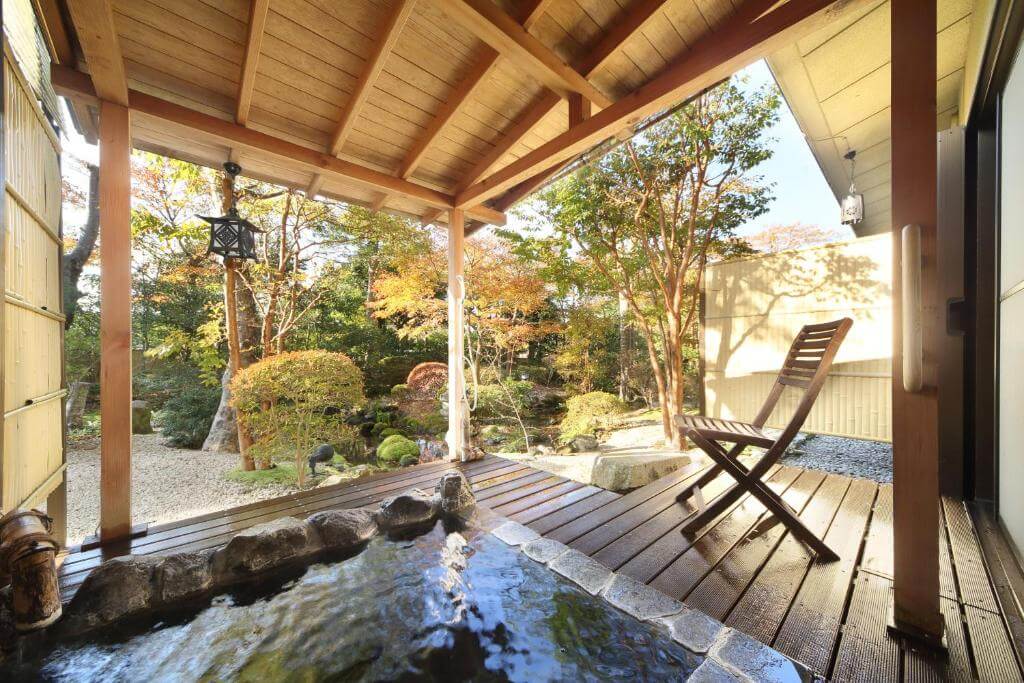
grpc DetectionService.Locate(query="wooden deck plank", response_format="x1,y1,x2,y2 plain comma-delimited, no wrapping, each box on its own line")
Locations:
970,502,1024,672
965,605,1024,681
829,572,902,683
543,460,708,544
860,484,893,578
723,474,851,645
605,465,781,579
490,479,587,517
684,469,827,619
526,488,621,534
943,497,1001,613
902,597,974,683
576,462,745,563
772,477,877,675
647,467,808,599
509,484,606,525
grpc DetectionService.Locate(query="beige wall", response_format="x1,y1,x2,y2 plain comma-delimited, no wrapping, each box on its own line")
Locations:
2,47,65,511
998,43,1024,556
703,234,892,441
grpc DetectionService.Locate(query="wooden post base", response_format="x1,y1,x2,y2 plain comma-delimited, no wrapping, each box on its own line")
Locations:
886,588,948,653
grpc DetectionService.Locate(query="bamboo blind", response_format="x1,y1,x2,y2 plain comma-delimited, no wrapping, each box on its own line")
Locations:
703,234,893,442
3,46,66,511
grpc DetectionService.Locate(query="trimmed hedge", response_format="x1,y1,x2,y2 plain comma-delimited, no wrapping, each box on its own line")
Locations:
377,434,420,465
558,391,627,443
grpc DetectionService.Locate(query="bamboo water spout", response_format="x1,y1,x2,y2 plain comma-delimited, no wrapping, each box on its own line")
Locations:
0,510,62,632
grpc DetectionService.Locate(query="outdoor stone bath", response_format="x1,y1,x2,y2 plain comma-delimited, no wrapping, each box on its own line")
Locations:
6,470,814,681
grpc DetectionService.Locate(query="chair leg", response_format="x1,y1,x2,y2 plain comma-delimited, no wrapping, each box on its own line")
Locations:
675,444,746,505
686,432,838,562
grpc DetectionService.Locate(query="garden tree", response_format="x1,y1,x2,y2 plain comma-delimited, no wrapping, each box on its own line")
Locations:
526,79,779,448
746,222,848,253
231,351,365,486
62,159,99,329
369,235,555,390
554,301,618,395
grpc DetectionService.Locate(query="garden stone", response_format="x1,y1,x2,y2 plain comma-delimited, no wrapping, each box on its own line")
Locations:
571,434,599,452
521,537,568,563
601,574,683,621
435,471,475,515
306,509,377,550
216,517,322,575
709,628,813,682
491,521,540,546
659,607,724,654
131,400,153,434
158,549,215,603
548,549,612,595
376,488,437,531
63,555,163,634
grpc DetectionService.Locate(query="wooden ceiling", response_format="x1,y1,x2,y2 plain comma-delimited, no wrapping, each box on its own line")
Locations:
43,0,871,229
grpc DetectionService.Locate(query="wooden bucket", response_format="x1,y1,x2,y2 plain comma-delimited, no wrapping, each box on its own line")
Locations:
0,510,62,632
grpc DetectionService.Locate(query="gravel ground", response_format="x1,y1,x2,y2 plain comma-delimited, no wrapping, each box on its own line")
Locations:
781,432,892,483
61,433,297,547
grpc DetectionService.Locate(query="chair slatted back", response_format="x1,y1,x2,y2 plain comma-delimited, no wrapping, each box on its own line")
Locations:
751,318,853,444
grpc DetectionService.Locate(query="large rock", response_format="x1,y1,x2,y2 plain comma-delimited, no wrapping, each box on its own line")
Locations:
435,471,475,515
131,400,153,434
215,517,322,575
306,509,377,550
63,556,163,634
591,452,694,491
158,549,215,603
375,488,437,531
570,434,599,452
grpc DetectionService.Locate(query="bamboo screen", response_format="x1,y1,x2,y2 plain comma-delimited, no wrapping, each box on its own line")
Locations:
702,234,893,442
2,46,65,511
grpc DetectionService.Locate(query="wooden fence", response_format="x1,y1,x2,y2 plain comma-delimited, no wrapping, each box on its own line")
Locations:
702,234,892,441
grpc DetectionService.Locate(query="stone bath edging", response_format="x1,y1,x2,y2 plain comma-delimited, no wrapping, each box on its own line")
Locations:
480,512,820,683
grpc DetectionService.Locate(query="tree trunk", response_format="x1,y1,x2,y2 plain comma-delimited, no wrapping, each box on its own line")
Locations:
62,164,100,329
202,367,239,453
65,381,91,430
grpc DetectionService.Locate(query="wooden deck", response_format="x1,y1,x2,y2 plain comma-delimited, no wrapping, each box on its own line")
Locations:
57,454,1024,681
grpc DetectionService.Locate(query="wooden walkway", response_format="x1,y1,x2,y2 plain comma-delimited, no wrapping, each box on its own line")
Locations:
57,454,1024,681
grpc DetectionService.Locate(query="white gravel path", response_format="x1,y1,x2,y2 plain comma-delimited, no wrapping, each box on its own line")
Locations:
62,433,297,547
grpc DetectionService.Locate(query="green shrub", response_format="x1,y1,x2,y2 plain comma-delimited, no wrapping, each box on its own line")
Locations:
232,351,364,484
225,461,303,488
379,427,405,439
559,391,627,443
473,380,534,420
377,435,420,465
390,383,410,400
399,453,420,467
158,384,222,448
404,412,447,436
371,422,388,437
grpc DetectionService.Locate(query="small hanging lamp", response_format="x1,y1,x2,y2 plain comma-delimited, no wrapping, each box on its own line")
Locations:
199,161,262,261
840,149,863,226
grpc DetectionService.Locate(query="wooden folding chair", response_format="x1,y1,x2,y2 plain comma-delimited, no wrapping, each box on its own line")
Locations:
675,318,853,562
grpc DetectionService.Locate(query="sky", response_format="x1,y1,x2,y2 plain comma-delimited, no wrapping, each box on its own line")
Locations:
59,59,850,242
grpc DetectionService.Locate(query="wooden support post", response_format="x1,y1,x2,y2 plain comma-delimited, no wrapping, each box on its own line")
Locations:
568,93,591,127
447,209,467,461
888,0,944,645
98,100,132,542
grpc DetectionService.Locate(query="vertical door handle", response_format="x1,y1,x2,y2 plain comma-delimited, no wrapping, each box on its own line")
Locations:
901,224,923,392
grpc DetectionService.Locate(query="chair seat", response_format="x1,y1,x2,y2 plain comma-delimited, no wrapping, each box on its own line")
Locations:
674,414,774,449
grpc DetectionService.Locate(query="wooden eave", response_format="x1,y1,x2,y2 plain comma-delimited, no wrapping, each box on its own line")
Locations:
48,0,871,229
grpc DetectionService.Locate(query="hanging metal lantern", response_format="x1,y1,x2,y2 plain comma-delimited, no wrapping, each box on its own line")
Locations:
199,162,261,261
840,149,863,226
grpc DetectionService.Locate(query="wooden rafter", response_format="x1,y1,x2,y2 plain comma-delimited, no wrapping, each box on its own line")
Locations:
236,0,270,126
64,0,128,105
456,0,863,208
455,0,669,194
52,65,506,227
442,0,612,107
330,0,417,156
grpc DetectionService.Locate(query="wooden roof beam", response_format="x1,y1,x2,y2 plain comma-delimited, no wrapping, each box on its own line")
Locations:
236,0,270,125
64,0,128,105
443,0,612,108
454,0,669,194
457,0,866,208
51,65,506,227
330,0,417,156
396,0,554,182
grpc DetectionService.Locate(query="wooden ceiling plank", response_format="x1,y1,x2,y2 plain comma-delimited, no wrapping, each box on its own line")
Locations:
236,0,271,125
455,0,669,193
51,64,505,226
64,0,128,105
442,0,613,108
457,0,866,208
329,0,418,157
